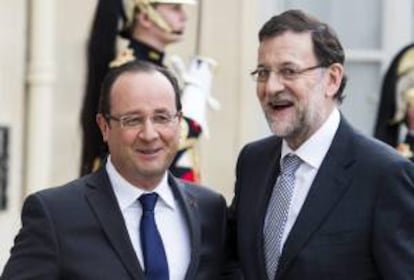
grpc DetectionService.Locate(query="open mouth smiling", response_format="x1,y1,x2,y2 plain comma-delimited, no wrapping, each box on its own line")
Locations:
268,99,294,111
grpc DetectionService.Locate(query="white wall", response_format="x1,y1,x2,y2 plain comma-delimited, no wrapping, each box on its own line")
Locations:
0,0,27,270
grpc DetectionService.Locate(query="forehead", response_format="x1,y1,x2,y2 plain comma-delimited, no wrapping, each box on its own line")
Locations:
258,31,316,66
110,71,176,113
155,3,183,12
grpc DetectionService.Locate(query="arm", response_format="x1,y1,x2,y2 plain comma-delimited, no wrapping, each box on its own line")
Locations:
219,202,243,280
220,147,247,280
1,194,60,279
373,160,414,279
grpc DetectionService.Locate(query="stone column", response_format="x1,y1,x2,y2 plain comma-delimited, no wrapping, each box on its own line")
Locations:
25,0,56,193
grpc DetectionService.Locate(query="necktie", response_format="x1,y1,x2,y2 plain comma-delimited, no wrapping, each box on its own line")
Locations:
264,154,302,280
139,193,169,280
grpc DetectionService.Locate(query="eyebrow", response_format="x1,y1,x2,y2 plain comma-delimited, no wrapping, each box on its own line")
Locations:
153,108,176,114
256,62,299,69
115,107,174,115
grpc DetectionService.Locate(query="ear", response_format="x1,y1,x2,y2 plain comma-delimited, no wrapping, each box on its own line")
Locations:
96,113,110,143
136,11,152,29
177,111,183,122
325,63,344,98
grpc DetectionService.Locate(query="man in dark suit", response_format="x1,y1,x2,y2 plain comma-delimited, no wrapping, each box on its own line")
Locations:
229,9,414,280
2,61,229,279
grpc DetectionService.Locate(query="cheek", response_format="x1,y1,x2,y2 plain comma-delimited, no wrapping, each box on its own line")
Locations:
256,84,266,102
291,83,312,102
164,13,178,24
109,130,136,147
172,129,181,144
167,128,181,147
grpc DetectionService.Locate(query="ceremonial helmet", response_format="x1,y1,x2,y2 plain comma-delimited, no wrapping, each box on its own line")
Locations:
123,0,197,33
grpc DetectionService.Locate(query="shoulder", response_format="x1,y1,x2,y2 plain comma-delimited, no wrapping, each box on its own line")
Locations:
337,117,406,164
241,135,280,154
175,179,227,210
180,180,224,201
26,172,100,209
341,123,414,182
238,135,281,160
236,135,281,170
352,126,410,165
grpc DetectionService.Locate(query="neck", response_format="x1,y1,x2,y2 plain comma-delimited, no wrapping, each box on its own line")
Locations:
131,174,165,191
286,106,336,150
132,30,166,52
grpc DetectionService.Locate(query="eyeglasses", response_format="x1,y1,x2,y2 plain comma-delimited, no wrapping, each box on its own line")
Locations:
250,64,325,83
106,112,181,129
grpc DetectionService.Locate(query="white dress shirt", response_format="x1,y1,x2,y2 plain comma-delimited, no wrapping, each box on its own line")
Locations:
279,108,340,248
106,158,190,280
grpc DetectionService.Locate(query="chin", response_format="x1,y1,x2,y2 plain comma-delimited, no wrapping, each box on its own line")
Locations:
138,168,165,179
167,33,183,43
270,123,295,137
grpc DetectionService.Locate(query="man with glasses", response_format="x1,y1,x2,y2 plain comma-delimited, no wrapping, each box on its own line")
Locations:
2,61,231,279
228,9,414,280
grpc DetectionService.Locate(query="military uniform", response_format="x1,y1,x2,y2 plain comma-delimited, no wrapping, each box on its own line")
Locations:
374,43,414,160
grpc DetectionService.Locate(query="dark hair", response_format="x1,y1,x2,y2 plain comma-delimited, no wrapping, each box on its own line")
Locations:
259,9,347,102
98,60,182,117
80,0,125,176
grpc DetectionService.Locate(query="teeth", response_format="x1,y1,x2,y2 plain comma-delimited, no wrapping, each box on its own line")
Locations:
270,100,292,106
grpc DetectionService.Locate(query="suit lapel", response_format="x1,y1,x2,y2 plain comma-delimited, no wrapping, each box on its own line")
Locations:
276,118,356,279
168,176,201,280
85,169,145,279
238,136,283,278
256,143,283,278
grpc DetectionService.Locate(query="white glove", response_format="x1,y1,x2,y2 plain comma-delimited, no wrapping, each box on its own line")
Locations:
170,55,219,138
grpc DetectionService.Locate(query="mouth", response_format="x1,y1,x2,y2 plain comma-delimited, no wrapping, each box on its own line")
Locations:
136,147,162,157
171,29,184,36
268,99,294,111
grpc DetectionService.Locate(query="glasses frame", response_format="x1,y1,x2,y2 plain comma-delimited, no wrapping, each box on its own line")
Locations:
250,64,326,83
105,111,182,129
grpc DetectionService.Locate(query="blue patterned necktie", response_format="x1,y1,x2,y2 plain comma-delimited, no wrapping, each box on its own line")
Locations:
264,154,302,280
139,193,169,280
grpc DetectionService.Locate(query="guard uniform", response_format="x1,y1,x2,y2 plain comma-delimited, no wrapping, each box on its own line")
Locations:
374,43,414,160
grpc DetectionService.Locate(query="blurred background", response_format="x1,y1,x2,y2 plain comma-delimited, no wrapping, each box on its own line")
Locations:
1,0,414,270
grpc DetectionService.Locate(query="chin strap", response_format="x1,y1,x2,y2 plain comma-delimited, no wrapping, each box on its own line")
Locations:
170,55,220,138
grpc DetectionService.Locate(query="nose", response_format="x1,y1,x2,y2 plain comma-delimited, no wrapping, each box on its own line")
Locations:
264,72,285,95
137,119,159,142
179,6,187,22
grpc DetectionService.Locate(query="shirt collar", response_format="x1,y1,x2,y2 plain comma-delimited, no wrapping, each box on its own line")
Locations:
281,108,340,169
106,156,176,211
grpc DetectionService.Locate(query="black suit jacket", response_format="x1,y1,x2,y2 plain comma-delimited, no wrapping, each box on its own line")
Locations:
2,169,229,279
229,117,414,280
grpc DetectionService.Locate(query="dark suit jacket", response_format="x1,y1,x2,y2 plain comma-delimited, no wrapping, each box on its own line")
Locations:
2,169,229,279
229,117,414,280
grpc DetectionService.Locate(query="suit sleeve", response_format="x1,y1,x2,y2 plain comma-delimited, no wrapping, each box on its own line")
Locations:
219,145,248,280
1,194,60,279
373,159,414,279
